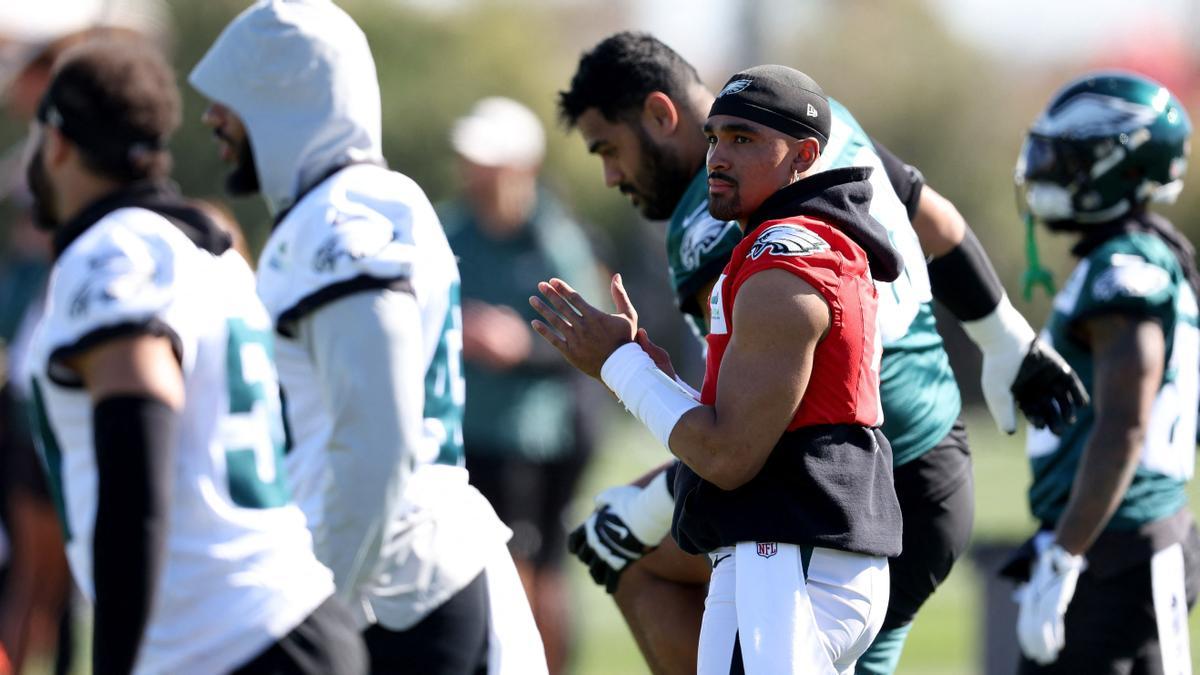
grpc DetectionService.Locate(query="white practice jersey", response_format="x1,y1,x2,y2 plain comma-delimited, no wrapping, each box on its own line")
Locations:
257,163,510,629
28,207,334,675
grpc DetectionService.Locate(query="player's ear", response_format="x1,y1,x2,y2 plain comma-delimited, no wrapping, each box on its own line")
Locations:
642,92,680,139
790,137,820,175
43,126,72,168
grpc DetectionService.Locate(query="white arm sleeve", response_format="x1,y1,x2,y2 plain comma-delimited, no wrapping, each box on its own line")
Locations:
298,287,423,597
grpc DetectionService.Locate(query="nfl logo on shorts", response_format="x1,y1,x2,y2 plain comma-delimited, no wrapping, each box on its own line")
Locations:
756,542,778,559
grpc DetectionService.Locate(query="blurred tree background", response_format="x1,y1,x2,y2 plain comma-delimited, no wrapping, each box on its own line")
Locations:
7,0,1199,370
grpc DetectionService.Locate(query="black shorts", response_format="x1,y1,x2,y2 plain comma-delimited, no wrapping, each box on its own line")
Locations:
363,571,490,675
466,449,589,569
1018,523,1200,675
883,418,974,629
231,596,367,675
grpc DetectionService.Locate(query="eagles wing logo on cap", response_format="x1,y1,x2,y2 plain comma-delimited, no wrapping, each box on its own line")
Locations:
718,79,753,97
748,224,829,260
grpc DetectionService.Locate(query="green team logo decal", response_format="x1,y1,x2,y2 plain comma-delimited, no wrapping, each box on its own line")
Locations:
223,318,291,509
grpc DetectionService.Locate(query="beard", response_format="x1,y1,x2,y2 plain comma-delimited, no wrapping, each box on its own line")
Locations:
625,126,697,220
25,143,60,231
707,175,742,222
224,135,260,196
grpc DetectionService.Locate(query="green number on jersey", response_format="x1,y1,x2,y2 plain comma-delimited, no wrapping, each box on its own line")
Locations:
223,318,291,509
424,282,466,466
29,379,72,540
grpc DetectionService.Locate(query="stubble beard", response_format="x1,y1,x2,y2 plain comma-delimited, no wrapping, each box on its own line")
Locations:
631,126,697,221
707,190,742,222
26,143,60,231
224,136,261,196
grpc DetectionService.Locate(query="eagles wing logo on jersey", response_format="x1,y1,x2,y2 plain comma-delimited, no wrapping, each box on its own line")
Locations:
1091,255,1171,301
312,215,404,273
70,247,167,318
680,207,739,271
747,224,829,260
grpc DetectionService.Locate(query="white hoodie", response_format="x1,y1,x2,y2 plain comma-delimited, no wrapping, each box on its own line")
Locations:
190,0,383,217
188,0,520,638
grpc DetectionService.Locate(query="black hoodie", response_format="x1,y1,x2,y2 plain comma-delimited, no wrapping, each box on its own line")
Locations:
745,166,904,283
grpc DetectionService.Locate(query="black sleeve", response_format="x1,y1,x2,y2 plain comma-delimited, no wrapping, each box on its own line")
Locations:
926,226,1005,321
869,138,924,221
92,395,177,675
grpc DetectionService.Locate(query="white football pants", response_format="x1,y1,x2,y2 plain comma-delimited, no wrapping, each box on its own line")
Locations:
698,542,889,675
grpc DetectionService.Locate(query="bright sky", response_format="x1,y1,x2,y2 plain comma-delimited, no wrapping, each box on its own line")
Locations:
399,0,1199,71
928,0,1197,64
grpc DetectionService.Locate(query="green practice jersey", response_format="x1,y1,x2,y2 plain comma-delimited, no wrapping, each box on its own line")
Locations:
1027,230,1198,529
664,99,960,465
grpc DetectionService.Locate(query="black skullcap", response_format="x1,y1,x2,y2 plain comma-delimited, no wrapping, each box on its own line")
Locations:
708,65,831,144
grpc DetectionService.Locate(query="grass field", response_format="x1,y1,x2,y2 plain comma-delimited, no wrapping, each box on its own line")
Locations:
567,407,1200,675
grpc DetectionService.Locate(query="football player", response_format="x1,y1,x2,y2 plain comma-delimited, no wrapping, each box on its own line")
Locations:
1007,71,1200,674
556,32,1085,673
23,38,365,674
534,64,904,674
190,1,546,673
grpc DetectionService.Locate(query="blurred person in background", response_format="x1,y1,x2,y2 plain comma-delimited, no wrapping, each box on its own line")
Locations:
556,32,1086,674
0,2,167,671
441,96,604,674
24,36,364,674
191,2,547,673
1006,71,1200,674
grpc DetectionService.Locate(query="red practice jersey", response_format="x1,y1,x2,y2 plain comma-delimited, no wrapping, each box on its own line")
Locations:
701,217,884,430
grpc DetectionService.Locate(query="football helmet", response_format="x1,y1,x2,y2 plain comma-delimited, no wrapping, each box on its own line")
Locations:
1016,71,1191,226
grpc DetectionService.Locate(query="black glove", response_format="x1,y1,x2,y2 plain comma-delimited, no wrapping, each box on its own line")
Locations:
1011,338,1089,435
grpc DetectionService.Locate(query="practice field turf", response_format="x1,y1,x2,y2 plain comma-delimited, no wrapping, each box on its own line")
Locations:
569,408,1200,675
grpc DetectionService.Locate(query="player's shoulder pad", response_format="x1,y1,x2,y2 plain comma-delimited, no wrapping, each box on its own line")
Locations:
43,207,186,355
257,165,429,324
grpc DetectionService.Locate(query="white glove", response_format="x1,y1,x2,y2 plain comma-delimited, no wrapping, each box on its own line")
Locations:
1016,541,1085,664
961,294,1036,434
568,470,675,593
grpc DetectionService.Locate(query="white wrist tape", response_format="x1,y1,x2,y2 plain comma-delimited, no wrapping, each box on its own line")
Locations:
627,470,675,542
601,343,702,449
961,293,1036,355
674,374,701,401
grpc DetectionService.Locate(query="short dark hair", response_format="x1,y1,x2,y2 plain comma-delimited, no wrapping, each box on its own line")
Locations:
40,37,180,182
558,32,703,128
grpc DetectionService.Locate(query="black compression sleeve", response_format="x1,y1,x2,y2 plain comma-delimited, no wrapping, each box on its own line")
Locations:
92,395,176,675
926,226,1005,321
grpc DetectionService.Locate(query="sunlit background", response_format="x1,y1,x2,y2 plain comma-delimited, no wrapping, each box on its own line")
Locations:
2,1,1200,673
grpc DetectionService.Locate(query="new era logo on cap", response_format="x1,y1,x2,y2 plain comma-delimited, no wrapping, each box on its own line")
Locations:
719,78,753,97
807,103,818,118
